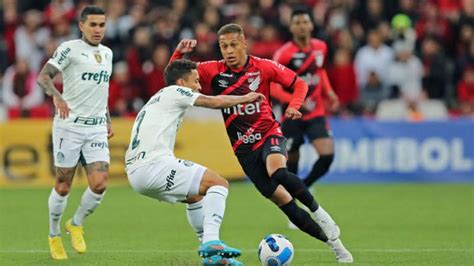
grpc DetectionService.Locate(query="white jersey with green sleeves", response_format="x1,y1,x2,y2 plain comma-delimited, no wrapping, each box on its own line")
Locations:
47,39,113,126
125,85,200,172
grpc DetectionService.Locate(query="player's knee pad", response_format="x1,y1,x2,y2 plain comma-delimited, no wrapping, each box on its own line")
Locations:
271,168,290,183
271,168,305,194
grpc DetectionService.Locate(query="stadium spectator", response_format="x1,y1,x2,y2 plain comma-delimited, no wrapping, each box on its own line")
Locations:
43,0,76,26
328,48,358,112
457,66,474,115
125,25,153,93
390,13,416,51
145,44,169,98
1,58,48,118
388,41,424,102
354,28,393,94
14,9,50,72
109,61,142,117
415,1,453,51
251,24,283,59
420,36,450,100
0,0,470,119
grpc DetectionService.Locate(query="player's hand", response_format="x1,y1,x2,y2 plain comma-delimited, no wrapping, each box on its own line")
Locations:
245,92,265,103
107,124,114,139
328,91,340,111
176,39,197,54
285,107,302,120
53,96,70,119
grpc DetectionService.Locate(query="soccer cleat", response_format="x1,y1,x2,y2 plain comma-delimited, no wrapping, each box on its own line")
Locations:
202,255,244,266
312,208,341,241
198,240,241,258
327,239,354,263
65,219,86,254
48,235,68,260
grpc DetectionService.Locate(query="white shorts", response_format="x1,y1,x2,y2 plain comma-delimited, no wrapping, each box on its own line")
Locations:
127,157,206,203
52,123,110,168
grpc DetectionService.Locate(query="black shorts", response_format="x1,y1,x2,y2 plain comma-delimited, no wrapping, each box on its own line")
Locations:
282,116,331,153
237,135,287,198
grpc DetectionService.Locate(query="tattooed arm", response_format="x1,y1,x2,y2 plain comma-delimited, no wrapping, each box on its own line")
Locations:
37,63,70,119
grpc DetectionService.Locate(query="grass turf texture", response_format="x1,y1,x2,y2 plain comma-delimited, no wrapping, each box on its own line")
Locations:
0,183,472,265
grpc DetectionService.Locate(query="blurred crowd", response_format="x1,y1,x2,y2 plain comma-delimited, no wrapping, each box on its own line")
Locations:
0,0,473,121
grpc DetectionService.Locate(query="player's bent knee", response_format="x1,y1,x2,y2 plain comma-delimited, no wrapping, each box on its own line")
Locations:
271,167,290,182
55,183,70,196
202,169,229,188
215,175,229,188
89,175,108,194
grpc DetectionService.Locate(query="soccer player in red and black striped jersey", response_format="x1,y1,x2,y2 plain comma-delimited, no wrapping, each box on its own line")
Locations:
271,7,339,187
170,23,353,263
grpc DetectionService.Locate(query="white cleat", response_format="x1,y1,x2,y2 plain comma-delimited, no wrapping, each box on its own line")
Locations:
327,239,353,263
313,207,341,240
288,220,298,230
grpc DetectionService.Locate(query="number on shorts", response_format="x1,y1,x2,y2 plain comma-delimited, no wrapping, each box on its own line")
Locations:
131,111,146,150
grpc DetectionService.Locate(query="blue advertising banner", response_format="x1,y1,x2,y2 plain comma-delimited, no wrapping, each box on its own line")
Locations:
298,118,474,183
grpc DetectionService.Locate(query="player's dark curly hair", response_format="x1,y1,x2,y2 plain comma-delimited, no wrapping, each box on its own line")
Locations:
164,59,197,85
80,5,106,22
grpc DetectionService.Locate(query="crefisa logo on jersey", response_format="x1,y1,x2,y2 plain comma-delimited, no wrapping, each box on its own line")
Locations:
165,169,177,191
81,70,110,85
56,47,71,65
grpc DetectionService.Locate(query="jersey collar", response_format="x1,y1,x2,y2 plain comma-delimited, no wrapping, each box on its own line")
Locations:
226,55,250,73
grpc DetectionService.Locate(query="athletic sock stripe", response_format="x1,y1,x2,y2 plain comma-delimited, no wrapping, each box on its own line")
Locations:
187,206,203,211
207,191,227,197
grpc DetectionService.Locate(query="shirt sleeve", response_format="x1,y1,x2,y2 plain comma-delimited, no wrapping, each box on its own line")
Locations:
196,61,217,95
174,87,200,107
47,42,73,72
268,60,297,89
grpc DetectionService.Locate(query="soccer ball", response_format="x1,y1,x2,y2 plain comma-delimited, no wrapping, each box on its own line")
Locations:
258,234,294,266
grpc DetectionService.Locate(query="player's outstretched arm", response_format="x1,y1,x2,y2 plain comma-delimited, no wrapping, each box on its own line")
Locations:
194,92,265,109
37,63,70,119
170,39,197,62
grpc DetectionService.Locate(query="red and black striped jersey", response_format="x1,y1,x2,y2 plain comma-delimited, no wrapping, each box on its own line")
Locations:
196,56,297,154
273,39,329,119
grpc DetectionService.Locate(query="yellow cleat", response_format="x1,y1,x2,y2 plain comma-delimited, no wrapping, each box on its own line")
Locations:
65,219,86,254
48,236,68,260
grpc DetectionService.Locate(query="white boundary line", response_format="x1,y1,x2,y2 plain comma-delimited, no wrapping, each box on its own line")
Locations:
0,248,472,253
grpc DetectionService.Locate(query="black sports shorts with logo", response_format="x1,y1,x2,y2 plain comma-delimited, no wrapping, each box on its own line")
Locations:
237,135,287,198
282,116,331,153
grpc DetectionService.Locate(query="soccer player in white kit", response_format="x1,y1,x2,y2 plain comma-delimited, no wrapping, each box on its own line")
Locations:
125,59,263,266
36,6,113,260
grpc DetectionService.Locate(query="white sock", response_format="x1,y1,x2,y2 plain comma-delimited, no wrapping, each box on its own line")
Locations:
314,206,335,223
72,187,105,226
326,238,343,249
186,199,205,242
48,188,68,236
202,185,228,243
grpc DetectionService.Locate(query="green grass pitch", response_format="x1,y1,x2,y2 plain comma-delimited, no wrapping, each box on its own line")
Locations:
0,183,472,265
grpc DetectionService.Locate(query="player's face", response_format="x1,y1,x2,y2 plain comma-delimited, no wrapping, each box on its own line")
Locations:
218,33,248,69
290,14,314,39
179,69,201,91
79,14,106,46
